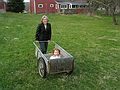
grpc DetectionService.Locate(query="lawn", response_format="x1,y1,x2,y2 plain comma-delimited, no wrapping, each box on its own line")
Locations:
0,13,120,90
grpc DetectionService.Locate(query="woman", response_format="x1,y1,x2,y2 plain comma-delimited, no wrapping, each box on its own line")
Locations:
35,15,51,54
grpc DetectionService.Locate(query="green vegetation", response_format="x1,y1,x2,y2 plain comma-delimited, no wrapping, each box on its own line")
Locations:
0,13,120,90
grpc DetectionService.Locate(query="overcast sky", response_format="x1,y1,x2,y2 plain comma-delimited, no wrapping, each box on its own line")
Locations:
24,0,30,2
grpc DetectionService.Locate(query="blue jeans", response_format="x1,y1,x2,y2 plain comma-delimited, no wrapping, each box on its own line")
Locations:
40,42,48,54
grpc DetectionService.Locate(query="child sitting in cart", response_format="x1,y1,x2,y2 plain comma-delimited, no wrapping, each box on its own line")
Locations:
50,48,61,59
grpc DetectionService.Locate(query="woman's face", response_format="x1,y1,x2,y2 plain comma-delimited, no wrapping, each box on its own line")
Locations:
54,50,60,56
42,18,48,25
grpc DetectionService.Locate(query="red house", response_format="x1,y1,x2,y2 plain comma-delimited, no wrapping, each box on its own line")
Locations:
30,0,88,14
0,0,6,13
30,0,57,14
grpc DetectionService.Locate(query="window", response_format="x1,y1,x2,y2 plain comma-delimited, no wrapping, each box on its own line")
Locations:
50,4,54,8
61,5,67,9
72,5,78,9
38,4,43,8
69,5,72,9
79,5,86,8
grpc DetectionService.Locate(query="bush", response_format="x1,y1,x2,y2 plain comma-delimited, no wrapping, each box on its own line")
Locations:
7,0,25,13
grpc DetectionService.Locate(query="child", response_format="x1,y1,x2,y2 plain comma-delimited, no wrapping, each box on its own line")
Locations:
50,48,61,59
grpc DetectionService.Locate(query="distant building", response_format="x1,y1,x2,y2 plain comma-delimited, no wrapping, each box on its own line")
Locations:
24,1,30,13
30,0,57,14
30,0,88,14
56,0,88,14
0,0,6,13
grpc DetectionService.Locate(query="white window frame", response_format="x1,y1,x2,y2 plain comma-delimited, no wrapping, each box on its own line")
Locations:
50,4,54,8
72,5,77,9
60,5,67,9
55,4,58,9
38,4,43,8
69,4,72,9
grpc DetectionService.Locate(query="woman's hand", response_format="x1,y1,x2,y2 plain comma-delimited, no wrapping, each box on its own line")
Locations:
35,40,39,42
48,40,51,42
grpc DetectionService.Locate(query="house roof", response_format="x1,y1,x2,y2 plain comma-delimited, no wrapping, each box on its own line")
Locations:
56,0,87,5
56,0,86,3
69,2,87,5
0,0,4,2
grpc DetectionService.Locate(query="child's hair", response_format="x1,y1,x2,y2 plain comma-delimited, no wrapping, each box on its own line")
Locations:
52,48,61,55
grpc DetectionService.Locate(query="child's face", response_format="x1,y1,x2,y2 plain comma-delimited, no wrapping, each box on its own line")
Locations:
54,50,60,56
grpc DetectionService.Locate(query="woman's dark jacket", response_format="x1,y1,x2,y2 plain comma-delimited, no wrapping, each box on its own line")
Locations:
35,23,51,41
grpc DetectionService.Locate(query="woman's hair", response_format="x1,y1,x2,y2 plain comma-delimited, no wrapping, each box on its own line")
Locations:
41,15,49,23
52,48,61,55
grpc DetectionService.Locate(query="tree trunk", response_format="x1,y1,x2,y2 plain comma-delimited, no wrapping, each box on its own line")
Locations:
105,7,109,15
111,7,118,25
112,13,118,25
88,1,94,16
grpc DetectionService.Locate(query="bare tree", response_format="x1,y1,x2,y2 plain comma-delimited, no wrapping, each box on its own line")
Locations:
87,0,100,16
88,0,120,25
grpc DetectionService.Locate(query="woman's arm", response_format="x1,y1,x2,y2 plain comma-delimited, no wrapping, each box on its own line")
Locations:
48,23,51,40
35,24,41,41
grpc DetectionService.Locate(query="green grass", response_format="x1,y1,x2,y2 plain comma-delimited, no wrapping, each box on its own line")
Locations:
0,13,120,90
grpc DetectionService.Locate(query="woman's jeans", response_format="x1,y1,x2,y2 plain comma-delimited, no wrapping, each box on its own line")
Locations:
39,42,48,54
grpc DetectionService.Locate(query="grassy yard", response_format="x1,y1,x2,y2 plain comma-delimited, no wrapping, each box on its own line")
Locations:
0,13,120,90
